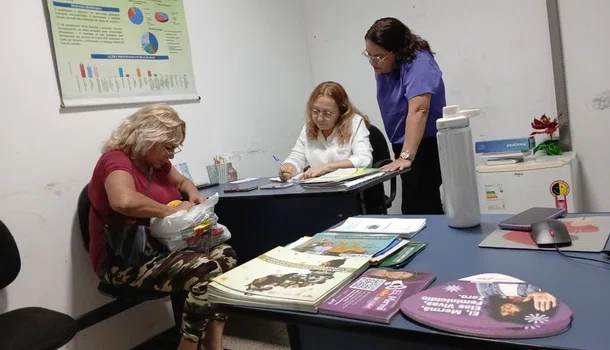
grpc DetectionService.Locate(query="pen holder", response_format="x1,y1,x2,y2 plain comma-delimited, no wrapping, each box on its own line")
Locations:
207,163,229,184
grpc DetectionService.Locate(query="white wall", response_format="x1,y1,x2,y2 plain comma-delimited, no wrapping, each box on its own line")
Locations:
302,0,557,213
0,0,312,349
559,0,610,212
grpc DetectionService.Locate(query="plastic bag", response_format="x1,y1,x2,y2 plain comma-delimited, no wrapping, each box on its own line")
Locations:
190,223,232,254
150,193,221,251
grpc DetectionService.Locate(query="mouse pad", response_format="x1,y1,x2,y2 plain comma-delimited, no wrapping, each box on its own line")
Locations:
479,216,610,252
400,273,572,339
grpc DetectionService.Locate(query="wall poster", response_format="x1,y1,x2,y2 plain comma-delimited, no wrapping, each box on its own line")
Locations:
46,0,198,107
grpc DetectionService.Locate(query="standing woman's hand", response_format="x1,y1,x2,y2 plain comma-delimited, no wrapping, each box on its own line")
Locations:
279,163,297,182
381,158,411,172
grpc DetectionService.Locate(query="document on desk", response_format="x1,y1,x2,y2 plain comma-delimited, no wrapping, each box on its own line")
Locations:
330,217,426,239
230,178,258,184
343,172,385,188
269,173,303,183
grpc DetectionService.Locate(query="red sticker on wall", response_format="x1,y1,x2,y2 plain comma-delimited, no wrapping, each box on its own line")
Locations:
550,180,570,211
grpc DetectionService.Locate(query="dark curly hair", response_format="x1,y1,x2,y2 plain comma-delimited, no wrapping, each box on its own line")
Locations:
365,17,434,69
487,295,559,324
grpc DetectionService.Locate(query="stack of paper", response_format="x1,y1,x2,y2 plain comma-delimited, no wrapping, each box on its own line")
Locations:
329,217,426,239
208,246,369,313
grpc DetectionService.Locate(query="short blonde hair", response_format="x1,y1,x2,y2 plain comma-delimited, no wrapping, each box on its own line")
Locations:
102,103,186,158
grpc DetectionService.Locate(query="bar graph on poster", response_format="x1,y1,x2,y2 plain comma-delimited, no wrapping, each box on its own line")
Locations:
45,0,199,108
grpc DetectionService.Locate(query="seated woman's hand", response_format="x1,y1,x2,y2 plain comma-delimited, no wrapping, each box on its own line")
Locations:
188,193,206,205
175,201,195,213
303,165,333,179
279,163,297,182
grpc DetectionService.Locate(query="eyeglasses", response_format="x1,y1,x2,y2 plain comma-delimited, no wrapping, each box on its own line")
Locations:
311,108,335,120
362,50,392,64
164,145,182,155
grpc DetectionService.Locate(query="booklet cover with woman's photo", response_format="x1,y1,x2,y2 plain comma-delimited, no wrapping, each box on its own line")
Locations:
208,246,370,313
319,268,436,323
400,273,573,339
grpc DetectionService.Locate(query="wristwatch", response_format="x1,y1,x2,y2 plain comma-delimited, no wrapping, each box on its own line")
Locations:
399,150,415,161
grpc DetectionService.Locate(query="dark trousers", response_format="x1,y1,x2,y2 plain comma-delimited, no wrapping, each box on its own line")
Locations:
392,137,443,215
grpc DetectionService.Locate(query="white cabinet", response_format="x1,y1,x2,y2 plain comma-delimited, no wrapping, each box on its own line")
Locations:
476,152,581,214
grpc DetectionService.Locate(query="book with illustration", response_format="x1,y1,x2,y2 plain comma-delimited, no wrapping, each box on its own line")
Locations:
208,246,370,313
319,268,436,324
291,232,399,258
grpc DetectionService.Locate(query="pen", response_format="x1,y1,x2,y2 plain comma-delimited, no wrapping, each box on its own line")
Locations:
273,155,285,168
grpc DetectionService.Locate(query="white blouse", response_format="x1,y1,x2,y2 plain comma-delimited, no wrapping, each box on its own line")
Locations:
284,115,373,173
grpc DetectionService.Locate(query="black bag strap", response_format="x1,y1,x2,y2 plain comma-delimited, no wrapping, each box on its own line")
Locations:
91,168,153,226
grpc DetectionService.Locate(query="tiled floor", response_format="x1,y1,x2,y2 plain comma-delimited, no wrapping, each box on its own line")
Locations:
223,316,290,350
133,316,290,349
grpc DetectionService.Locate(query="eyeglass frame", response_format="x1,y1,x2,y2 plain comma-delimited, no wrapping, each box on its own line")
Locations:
311,108,336,120
164,145,182,155
362,50,392,64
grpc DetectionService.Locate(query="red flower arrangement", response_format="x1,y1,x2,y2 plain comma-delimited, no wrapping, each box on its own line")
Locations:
530,114,560,138
530,114,562,155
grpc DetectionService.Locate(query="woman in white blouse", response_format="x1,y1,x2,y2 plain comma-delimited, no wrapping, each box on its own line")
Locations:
279,81,373,181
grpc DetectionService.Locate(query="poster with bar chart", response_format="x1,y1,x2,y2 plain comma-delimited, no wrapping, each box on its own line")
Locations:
45,0,198,108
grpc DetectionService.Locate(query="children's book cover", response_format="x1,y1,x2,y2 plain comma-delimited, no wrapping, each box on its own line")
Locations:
292,232,398,258
211,246,370,303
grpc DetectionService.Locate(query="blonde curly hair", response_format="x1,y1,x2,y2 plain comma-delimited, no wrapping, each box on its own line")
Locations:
306,81,370,146
102,103,186,158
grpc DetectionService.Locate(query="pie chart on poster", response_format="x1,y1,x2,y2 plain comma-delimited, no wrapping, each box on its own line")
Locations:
141,32,159,54
155,12,169,23
400,273,573,339
128,7,144,25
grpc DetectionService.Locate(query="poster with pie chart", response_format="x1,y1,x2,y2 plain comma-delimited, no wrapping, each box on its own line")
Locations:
128,7,144,25
155,12,169,23
141,32,159,54
45,0,198,107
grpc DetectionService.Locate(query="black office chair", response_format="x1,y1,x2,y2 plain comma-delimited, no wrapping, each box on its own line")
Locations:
76,184,186,332
363,124,397,214
0,220,78,350
301,124,397,214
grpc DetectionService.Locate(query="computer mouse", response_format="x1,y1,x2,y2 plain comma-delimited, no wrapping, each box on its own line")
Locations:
530,219,572,248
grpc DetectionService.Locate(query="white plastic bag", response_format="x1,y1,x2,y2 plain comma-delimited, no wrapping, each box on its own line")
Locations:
150,193,219,248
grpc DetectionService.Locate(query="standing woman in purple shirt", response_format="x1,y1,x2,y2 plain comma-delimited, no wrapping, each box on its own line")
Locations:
364,17,445,215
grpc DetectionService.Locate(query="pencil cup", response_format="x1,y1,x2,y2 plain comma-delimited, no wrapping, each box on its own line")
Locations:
207,164,229,184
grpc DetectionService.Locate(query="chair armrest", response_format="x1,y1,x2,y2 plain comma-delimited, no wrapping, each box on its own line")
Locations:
387,176,397,208
373,159,392,168
373,159,397,208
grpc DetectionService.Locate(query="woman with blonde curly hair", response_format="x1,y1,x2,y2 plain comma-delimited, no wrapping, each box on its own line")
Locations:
279,81,373,181
87,103,236,350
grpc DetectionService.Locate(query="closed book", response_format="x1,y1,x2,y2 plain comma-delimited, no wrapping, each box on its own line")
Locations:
318,268,436,324
475,137,535,154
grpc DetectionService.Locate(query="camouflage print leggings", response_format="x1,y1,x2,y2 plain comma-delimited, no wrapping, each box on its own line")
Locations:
102,244,238,343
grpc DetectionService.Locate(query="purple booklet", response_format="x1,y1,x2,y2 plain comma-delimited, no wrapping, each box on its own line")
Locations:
400,273,573,339
319,268,436,324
